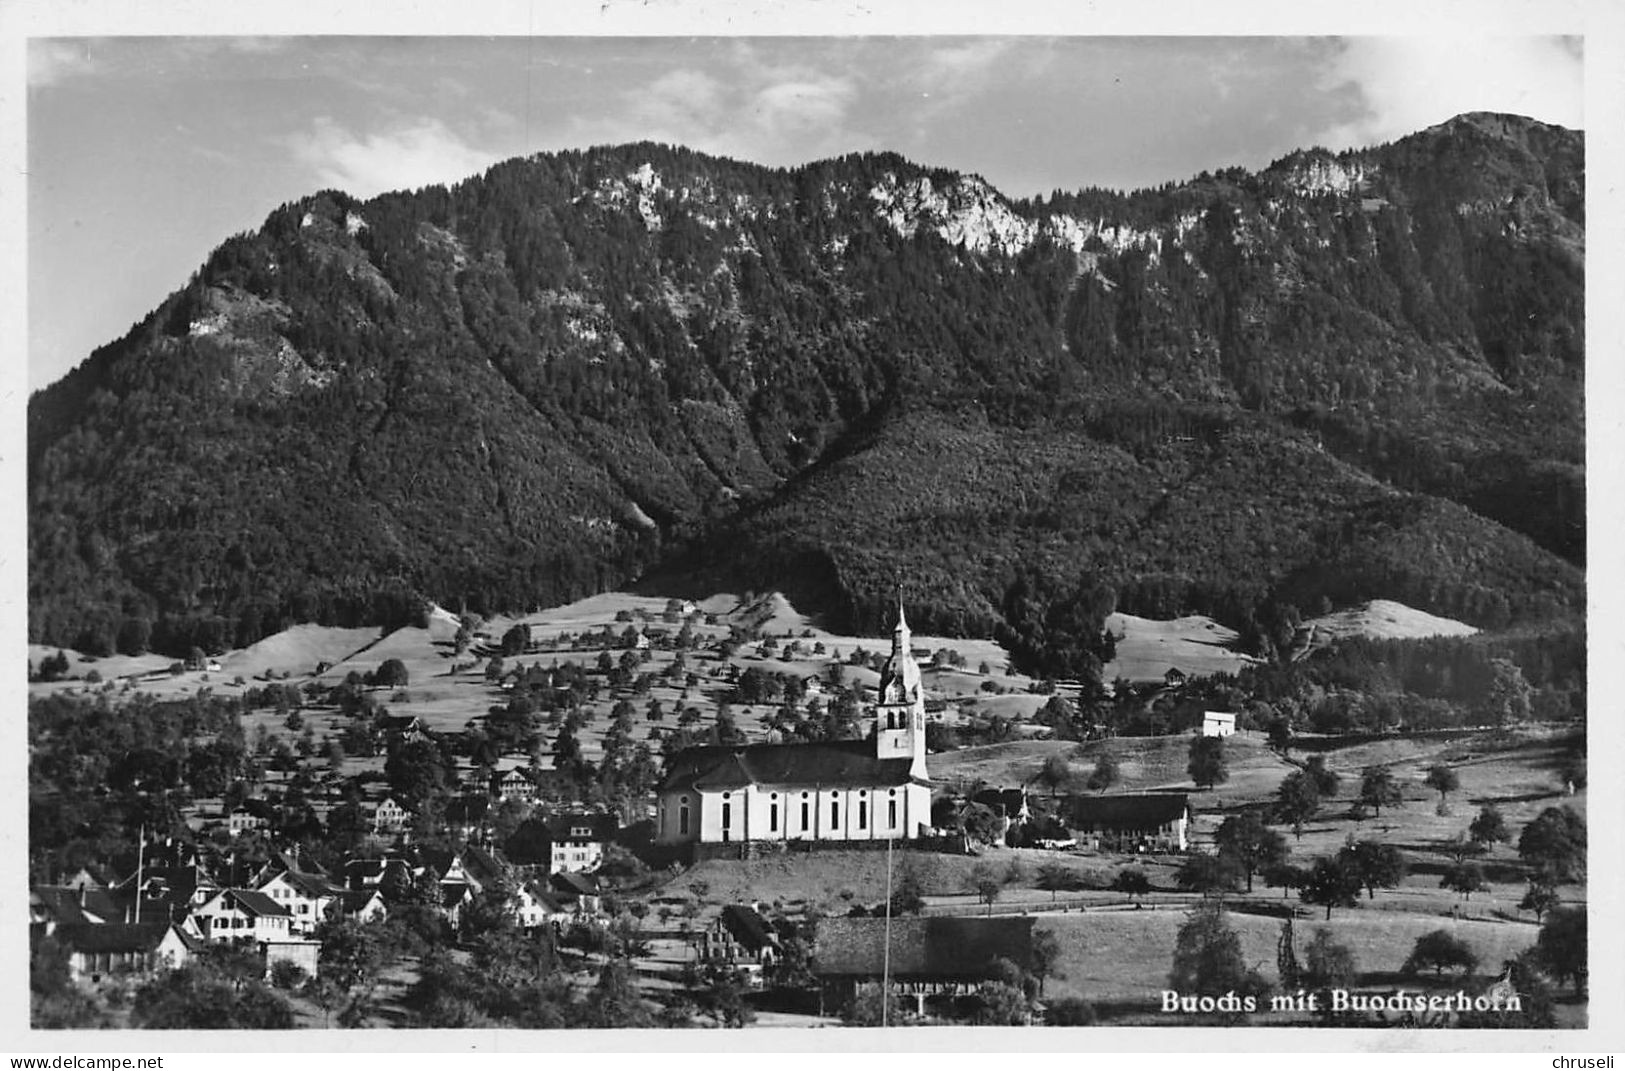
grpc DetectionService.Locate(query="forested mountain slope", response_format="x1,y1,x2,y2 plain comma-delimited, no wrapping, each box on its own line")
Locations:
28,112,1583,660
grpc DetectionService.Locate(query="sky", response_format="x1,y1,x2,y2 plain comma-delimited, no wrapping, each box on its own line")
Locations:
17,12,1594,392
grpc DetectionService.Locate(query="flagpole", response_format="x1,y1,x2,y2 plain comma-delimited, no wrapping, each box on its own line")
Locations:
882,834,893,1028
134,824,145,925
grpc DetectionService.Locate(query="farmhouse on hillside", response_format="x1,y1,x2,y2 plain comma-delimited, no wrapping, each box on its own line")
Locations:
813,916,1037,1017
1062,792,1191,852
1201,711,1236,737
654,600,933,846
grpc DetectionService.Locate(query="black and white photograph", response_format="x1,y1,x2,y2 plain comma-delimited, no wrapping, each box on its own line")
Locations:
11,0,1619,1050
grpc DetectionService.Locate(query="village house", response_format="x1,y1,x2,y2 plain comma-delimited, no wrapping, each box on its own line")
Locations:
337,888,389,925
31,885,126,928
37,922,200,986
490,768,537,803
812,916,1037,1019
227,807,271,837
191,889,294,946
1202,711,1237,737
548,870,606,916
371,796,412,835
700,904,781,978
654,600,933,847
532,813,618,874
255,867,342,936
1062,792,1191,852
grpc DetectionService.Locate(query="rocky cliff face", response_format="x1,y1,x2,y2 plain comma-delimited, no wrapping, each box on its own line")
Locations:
28,115,1583,655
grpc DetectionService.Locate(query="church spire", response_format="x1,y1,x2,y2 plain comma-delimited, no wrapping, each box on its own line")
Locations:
891,587,909,657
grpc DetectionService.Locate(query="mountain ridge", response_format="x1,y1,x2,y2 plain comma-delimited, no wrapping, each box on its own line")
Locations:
28,113,1583,664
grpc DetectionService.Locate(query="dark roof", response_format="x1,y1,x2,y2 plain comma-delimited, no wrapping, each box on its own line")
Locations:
217,889,291,917
340,889,385,913
1063,793,1190,829
813,917,1035,979
441,882,474,908
719,905,777,952
549,871,600,898
459,846,510,887
660,740,923,793
32,886,124,925
543,813,618,842
49,923,179,955
272,870,340,900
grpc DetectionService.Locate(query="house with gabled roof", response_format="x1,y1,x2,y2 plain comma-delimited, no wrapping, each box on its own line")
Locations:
372,796,412,834
337,888,389,925
812,916,1037,1018
31,885,125,928
1062,792,1191,852
655,601,933,846
531,813,618,874
256,868,342,936
490,768,537,803
38,922,200,986
191,888,294,946
702,904,782,969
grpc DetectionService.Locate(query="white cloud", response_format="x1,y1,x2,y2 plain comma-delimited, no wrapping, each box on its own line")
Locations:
288,116,500,197
750,77,855,133
1315,37,1583,149
912,38,1018,88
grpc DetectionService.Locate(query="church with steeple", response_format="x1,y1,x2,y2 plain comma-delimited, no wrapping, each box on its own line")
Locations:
654,599,934,846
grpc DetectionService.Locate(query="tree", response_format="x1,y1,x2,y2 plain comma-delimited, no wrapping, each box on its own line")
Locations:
1215,812,1289,892
1167,899,1265,1008
1177,853,1243,896
1401,930,1478,978
1441,861,1488,901
1469,804,1509,846
843,982,903,1027
1483,657,1533,727
967,980,1029,1025
1337,840,1408,900
1517,805,1586,882
969,862,1002,915
889,865,927,916
1535,906,1586,995
1304,755,1341,798
1302,928,1359,991
1358,765,1402,816
1299,856,1362,920
131,947,296,1029
1423,764,1459,804
1187,735,1228,790
1266,718,1293,756
1045,997,1098,1025
1274,770,1321,840
1085,748,1120,793
1036,753,1072,797
582,958,656,1028
372,658,410,688
1262,861,1309,899
1030,927,1063,997
1519,880,1560,923
1111,867,1151,901
1036,861,1083,902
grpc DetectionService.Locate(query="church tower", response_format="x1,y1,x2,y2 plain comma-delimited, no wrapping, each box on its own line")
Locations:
874,595,929,777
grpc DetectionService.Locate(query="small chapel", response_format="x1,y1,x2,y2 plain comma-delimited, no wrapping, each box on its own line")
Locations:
654,599,934,846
